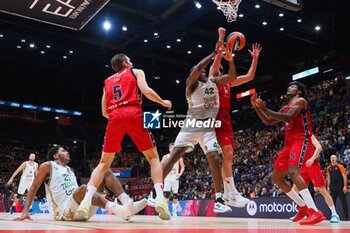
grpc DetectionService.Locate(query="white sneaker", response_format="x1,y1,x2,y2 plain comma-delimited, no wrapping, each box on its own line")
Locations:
147,192,156,207
223,192,249,208
77,201,91,221
109,199,133,220
155,198,171,220
213,198,232,213
125,199,148,221
330,214,340,223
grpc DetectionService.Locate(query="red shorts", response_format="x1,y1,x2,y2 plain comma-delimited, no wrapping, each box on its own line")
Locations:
300,162,326,187
103,106,156,153
215,114,235,149
274,138,314,172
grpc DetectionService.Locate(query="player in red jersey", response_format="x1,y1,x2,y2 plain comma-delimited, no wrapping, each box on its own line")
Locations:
291,134,340,223
251,81,325,225
78,54,172,221
210,41,262,207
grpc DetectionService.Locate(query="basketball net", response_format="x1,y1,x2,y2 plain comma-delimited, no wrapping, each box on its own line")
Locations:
212,0,243,23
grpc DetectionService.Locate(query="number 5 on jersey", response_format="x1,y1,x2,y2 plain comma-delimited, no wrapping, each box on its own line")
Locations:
113,85,123,101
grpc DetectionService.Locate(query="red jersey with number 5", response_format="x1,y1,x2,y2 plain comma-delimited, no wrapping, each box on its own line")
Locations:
104,68,142,113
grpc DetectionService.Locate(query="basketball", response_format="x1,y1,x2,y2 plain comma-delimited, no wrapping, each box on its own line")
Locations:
226,31,246,51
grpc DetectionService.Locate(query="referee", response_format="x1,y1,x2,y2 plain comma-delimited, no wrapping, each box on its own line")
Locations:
327,154,348,220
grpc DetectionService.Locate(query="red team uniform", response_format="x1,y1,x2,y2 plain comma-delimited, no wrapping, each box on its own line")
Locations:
103,68,155,153
216,83,235,149
274,103,325,187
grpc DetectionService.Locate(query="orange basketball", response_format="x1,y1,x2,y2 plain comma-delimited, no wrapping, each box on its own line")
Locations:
226,31,246,51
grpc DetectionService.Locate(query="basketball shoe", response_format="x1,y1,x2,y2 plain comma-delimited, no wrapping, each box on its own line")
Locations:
289,205,308,222
299,208,326,225
223,192,250,208
125,199,148,221
214,198,232,213
155,198,171,220
330,214,340,223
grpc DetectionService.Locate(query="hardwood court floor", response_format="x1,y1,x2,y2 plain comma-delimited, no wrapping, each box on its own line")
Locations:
0,213,349,233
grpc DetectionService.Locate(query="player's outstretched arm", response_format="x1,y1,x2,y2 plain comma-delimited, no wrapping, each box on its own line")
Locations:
101,88,109,119
15,162,50,221
186,51,218,91
214,48,237,86
209,27,226,78
250,93,278,125
135,69,172,110
256,97,307,123
305,135,323,167
231,43,262,87
7,162,26,185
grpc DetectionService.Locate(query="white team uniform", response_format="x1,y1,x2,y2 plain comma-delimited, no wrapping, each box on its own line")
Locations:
174,78,221,154
45,161,98,221
18,161,38,195
164,153,180,193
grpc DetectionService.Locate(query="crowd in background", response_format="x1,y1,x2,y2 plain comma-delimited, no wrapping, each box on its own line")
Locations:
1,75,350,203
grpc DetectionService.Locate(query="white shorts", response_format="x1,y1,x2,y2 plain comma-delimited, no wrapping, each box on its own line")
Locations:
18,179,34,195
174,129,221,154
61,195,99,221
164,179,179,193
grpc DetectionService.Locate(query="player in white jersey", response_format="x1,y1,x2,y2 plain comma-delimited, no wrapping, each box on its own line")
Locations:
16,146,147,221
162,27,237,213
8,153,38,195
161,143,185,199
161,143,185,216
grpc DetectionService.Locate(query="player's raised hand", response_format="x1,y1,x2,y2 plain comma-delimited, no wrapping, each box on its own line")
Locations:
162,100,172,110
220,45,233,62
218,27,226,42
249,43,262,59
250,93,258,108
14,212,32,221
255,98,267,111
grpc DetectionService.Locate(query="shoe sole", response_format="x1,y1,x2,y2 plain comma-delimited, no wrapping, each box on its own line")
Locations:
224,201,247,208
155,205,171,220
299,216,326,225
213,208,232,213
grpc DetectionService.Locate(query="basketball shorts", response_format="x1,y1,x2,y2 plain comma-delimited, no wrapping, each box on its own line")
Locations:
274,138,314,172
215,114,235,149
61,194,99,221
164,179,179,193
300,162,326,188
18,178,34,195
103,106,156,153
174,128,221,154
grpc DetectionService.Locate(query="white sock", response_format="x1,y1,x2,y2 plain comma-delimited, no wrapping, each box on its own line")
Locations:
299,188,318,211
225,177,239,193
215,192,222,200
118,192,131,205
329,205,337,215
154,183,164,199
83,185,97,204
223,179,229,194
286,189,306,207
